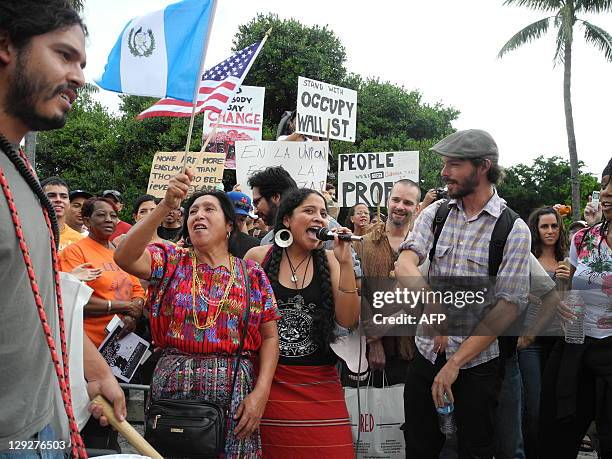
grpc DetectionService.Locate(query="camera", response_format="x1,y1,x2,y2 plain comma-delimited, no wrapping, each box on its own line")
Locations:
435,188,448,200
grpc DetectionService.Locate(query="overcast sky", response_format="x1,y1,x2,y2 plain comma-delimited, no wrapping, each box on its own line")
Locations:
83,0,612,177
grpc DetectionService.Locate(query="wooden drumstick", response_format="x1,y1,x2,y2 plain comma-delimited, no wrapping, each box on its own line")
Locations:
91,395,163,459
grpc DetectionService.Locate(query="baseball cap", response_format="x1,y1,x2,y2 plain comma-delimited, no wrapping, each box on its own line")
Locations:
431,129,499,162
102,190,122,202
69,190,93,201
227,191,256,218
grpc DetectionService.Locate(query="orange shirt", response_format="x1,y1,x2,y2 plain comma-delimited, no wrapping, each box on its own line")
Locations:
59,224,84,252
59,237,146,347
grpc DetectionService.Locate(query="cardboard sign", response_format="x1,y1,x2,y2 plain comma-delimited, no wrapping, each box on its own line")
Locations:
203,86,265,170
296,76,357,142
147,151,225,198
337,151,419,207
235,141,329,196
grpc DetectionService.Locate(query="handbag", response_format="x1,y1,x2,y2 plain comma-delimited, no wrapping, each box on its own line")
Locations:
144,258,251,458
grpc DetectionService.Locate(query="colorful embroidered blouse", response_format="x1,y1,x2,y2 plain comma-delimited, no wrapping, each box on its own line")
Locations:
570,224,612,338
147,243,279,354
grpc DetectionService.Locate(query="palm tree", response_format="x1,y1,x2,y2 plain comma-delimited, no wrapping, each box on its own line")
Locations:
499,0,612,220
24,0,85,167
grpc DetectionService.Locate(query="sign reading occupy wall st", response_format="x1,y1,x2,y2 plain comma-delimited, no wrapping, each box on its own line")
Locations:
147,151,225,198
296,76,357,142
235,141,329,197
338,151,419,207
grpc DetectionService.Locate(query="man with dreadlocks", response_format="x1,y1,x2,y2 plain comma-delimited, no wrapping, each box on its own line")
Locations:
0,1,124,456
539,158,612,458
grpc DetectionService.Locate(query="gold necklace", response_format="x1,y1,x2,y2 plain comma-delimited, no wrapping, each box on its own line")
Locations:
190,250,237,330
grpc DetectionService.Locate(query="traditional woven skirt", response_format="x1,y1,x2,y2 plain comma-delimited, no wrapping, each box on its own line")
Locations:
151,349,261,459
260,364,355,458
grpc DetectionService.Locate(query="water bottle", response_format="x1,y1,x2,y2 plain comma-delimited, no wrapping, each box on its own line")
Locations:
436,393,456,437
564,290,585,344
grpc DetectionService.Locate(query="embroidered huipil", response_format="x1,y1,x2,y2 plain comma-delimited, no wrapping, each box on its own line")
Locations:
147,243,279,354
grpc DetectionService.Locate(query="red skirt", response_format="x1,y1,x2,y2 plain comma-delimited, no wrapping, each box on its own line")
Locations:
260,364,355,458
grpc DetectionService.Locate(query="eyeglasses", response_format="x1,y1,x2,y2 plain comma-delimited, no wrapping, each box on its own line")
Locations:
354,211,370,216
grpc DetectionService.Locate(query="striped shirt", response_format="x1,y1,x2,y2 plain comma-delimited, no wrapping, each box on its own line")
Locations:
399,191,530,368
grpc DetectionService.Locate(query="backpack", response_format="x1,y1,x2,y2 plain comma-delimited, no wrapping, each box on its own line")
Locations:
428,200,520,358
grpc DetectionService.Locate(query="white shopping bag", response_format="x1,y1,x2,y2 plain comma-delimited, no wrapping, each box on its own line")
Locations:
344,375,405,458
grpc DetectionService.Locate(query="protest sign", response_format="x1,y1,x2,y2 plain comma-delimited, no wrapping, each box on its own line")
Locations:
338,151,419,207
235,141,329,196
296,76,357,142
147,151,225,198
203,85,265,170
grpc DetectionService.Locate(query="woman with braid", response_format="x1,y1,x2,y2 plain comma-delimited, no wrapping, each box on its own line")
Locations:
245,188,360,458
539,158,612,458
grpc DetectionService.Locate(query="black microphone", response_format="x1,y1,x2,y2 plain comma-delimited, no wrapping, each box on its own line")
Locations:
315,227,363,242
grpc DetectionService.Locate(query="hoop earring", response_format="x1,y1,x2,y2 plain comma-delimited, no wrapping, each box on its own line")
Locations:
274,228,293,248
185,236,192,246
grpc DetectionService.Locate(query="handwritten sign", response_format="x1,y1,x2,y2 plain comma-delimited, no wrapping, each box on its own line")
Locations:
146,151,225,198
235,141,329,196
203,86,265,170
296,76,357,142
337,151,419,207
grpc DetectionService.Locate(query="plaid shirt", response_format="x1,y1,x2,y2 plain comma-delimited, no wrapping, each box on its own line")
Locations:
399,192,530,368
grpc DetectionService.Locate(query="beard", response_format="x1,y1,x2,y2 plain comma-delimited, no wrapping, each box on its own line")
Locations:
4,50,69,132
445,169,479,199
388,210,412,227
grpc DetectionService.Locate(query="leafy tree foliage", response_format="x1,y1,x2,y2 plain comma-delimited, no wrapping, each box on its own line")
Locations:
498,155,600,221
233,13,347,131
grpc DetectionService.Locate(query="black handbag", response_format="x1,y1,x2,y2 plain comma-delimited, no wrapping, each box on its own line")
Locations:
144,258,251,458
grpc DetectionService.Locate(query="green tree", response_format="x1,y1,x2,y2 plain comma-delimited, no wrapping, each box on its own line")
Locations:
498,155,600,220
233,13,347,132
498,0,612,220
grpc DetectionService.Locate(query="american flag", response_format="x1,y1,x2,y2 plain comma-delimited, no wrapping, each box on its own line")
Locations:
137,41,263,119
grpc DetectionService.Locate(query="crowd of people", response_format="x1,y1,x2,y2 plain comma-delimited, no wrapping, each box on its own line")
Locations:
1,2,611,459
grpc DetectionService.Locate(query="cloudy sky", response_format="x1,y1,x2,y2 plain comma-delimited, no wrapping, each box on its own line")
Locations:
83,0,612,176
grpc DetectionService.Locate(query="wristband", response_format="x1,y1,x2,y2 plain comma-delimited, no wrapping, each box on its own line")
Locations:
107,299,112,313
338,287,358,294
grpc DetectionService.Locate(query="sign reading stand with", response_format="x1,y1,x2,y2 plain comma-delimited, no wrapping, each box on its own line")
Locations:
296,76,357,142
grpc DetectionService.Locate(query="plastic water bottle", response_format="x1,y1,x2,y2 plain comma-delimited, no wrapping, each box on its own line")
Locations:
436,393,456,437
564,290,585,344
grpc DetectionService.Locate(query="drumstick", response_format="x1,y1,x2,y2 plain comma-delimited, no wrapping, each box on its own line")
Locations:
91,395,163,459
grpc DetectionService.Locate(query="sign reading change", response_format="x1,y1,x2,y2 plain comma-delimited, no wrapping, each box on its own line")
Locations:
337,151,419,207
147,151,225,198
235,141,329,196
296,76,357,142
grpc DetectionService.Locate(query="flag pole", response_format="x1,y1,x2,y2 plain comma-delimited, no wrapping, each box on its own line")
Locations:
183,0,218,170
200,114,223,152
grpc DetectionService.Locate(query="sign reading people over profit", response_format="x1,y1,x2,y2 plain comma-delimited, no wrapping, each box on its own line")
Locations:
337,151,419,207
203,86,265,170
296,77,357,142
147,151,225,198
235,141,329,196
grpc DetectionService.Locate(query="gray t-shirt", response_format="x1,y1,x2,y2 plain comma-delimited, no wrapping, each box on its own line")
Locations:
0,151,59,449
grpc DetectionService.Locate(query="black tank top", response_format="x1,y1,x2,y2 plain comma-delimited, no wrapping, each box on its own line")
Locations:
271,266,336,366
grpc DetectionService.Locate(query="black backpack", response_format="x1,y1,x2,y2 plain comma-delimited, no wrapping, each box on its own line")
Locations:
428,200,520,358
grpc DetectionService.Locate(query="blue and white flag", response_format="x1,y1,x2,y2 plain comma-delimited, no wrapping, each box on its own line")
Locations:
96,0,214,102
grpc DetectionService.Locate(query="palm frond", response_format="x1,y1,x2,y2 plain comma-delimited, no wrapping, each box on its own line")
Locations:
553,25,568,65
502,0,564,12
498,17,553,58
575,0,612,14
581,20,612,61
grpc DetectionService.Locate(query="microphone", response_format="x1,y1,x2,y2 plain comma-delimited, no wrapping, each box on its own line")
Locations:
315,227,363,242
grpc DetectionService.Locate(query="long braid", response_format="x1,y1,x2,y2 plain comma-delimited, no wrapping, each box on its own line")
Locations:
311,247,336,349
0,134,60,246
263,243,283,284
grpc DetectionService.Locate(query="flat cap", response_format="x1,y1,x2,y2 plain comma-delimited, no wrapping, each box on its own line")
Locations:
430,129,498,162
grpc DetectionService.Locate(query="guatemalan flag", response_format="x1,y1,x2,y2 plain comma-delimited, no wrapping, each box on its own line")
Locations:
96,0,214,102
